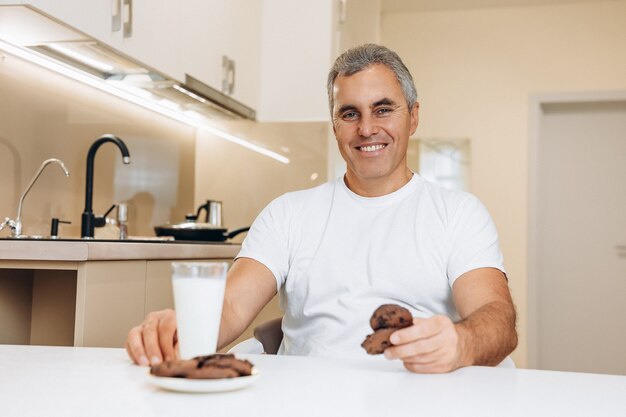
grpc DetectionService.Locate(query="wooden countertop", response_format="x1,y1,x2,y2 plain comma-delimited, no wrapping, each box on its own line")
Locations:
0,239,241,261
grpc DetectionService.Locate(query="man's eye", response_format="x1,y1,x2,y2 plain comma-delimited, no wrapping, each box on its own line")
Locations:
342,111,359,120
376,107,393,115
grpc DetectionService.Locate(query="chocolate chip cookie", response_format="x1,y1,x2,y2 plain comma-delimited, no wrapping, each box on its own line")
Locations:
361,304,413,355
369,304,413,331
150,353,254,379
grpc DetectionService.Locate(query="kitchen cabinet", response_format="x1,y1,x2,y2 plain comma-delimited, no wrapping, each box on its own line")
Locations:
0,240,239,348
2,0,261,110
0,259,234,348
4,0,114,42
0,260,147,347
2,0,378,121
0,240,282,353
107,0,261,109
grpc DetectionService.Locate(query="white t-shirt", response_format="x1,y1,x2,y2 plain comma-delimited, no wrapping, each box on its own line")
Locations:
236,174,505,358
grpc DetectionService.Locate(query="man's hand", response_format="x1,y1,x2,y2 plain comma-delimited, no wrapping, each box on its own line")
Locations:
124,257,278,367
385,268,517,373
383,315,465,373
125,309,178,366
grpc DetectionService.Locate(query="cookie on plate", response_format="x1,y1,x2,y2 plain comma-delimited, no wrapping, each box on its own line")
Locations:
150,353,254,379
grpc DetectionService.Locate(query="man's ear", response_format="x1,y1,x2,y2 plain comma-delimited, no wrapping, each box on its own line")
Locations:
409,102,420,135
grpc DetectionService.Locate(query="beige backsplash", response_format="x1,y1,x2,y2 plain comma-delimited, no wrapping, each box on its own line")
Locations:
194,120,329,244
0,50,195,238
1,47,329,351
0,47,329,241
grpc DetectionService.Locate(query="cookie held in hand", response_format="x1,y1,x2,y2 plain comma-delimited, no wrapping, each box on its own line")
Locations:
361,304,413,355
370,304,413,330
361,328,396,354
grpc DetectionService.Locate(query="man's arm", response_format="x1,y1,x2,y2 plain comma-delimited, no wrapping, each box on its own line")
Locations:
217,257,277,349
451,267,518,367
125,257,276,366
383,267,517,373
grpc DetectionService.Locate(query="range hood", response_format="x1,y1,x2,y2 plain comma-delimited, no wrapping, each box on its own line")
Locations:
0,5,256,120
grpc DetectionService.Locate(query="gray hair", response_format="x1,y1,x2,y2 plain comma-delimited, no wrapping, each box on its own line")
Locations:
327,44,418,116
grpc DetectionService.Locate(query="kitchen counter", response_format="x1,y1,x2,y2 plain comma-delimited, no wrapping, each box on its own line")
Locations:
0,238,240,261
1,345,625,417
0,239,241,349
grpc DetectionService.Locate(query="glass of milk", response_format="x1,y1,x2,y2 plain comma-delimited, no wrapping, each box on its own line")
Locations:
171,262,228,359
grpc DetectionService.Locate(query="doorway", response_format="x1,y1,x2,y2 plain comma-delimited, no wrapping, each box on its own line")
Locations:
529,93,626,375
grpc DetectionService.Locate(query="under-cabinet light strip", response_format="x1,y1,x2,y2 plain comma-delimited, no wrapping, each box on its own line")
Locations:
172,84,207,103
46,43,115,72
0,40,290,164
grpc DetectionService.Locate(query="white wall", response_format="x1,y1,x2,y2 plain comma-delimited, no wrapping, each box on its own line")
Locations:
381,0,626,367
258,0,335,121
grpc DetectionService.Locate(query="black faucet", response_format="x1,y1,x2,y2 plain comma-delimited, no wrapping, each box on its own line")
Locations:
81,134,131,238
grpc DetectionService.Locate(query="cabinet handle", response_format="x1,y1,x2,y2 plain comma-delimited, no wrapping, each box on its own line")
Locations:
112,0,121,32
222,55,229,93
221,56,236,95
228,59,236,95
123,0,133,38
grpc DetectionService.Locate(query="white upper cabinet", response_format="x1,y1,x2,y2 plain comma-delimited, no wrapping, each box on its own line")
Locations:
8,0,114,42
111,0,261,109
5,0,261,111
217,1,261,112
2,0,379,121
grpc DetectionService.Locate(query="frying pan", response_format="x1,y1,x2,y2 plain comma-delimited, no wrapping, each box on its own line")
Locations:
154,201,249,242
153,222,249,242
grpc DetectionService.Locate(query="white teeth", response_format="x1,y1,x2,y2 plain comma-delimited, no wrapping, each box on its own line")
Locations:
360,144,385,152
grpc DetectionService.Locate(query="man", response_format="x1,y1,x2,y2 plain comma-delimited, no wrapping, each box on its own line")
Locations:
126,44,517,373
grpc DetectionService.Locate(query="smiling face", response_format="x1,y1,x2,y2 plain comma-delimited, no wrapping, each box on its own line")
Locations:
332,64,419,197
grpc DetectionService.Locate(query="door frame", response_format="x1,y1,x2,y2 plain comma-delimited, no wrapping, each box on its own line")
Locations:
527,90,626,369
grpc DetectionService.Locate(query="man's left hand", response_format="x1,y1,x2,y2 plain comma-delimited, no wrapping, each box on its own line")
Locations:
383,315,467,373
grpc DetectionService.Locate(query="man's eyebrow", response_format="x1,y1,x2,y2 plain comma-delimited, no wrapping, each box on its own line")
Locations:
372,98,397,107
337,98,398,114
336,104,358,115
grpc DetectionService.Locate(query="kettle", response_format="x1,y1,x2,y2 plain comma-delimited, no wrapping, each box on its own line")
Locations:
188,200,223,227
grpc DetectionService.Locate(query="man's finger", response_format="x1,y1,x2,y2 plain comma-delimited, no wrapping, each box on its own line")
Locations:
389,316,446,345
142,314,163,365
400,347,446,365
126,326,149,366
157,312,177,362
385,333,441,360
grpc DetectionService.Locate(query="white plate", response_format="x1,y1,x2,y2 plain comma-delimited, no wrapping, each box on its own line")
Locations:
147,369,259,393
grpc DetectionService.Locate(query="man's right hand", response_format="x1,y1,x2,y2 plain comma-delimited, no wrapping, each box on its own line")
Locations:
125,258,277,367
125,309,178,366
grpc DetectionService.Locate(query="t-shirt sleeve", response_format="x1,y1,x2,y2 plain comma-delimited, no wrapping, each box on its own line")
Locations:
446,194,505,286
235,196,291,291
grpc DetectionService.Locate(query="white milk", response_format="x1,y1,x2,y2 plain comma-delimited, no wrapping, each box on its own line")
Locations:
172,263,227,359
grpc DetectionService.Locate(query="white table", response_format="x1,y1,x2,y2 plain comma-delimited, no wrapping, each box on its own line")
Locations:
1,345,624,417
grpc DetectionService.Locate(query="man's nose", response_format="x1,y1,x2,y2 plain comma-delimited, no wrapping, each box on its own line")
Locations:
357,114,380,137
